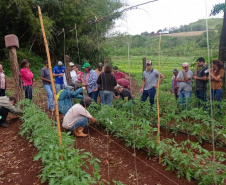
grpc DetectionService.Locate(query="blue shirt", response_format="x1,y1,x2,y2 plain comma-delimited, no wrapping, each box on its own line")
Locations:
53,66,65,84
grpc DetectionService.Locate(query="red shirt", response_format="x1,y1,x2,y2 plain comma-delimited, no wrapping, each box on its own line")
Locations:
117,79,130,89
113,71,126,80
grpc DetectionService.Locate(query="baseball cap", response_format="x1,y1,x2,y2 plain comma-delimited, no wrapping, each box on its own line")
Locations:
69,62,75,67
114,84,122,90
146,60,152,65
58,61,63,66
113,66,118,69
80,96,92,106
182,62,189,67
82,62,91,69
173,68,178,72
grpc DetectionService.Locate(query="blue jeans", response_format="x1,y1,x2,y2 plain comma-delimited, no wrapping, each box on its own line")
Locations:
179,90,191,110
211,89,222,102
88,90,99,103
44,85,55,110
195,90,206,108
23,85,32,100
141,87,156,106
55,84,64,94
99,90,114,106
70,117,88,130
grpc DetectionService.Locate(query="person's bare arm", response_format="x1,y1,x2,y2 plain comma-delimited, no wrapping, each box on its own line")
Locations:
40,76,51,83
89,117,97,123
154,73,165,87
140,78,145,92
193,76,207,81
183,70,190,81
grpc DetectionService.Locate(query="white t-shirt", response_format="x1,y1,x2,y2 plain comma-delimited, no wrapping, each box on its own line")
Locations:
63,103,92,129
63,70,78,87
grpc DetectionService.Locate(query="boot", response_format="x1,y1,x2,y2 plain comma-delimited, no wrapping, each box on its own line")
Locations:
75,127,88,137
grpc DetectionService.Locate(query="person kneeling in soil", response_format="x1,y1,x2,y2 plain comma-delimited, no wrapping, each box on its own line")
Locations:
0,96,23,128
62,96,97,137
58,83,85,115
114,84,133,101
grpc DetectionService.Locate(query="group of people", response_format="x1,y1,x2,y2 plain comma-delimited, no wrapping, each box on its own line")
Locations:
171,57,224,110
0,57,224,136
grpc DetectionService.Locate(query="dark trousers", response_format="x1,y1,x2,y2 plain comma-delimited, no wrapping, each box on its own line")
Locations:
195,90,206,108
23,85,32,100
141,87,156,106
88,90,99,103
0,89,5,96
0,107,10,124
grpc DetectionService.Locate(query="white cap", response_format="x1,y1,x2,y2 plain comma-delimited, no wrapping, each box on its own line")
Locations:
58,61,63,65
69,62,75,66
182,62,189,67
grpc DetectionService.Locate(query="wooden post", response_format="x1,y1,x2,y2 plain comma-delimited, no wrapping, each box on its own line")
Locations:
142,57,146,72
157,35,162,164
4,34,23,102
64,55,72,85
38,6,63,155
104,58,110,66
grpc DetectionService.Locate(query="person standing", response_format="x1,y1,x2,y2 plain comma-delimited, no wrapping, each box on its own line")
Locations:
0,64,6,96
140,60,165,107
82,63,98,103
53,61,65,94
63,62,78,87
40,60,55,111
170,68,179,100
20,59,33,100
0,96,22,127
97,65,117,106
207,60,224,103
74,64,84,85
95,63,104,77
193,57,208,107
177,62,193,110
62,97,97,137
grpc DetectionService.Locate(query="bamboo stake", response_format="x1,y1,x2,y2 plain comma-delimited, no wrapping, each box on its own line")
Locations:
157,34,162,164
38,6,63,152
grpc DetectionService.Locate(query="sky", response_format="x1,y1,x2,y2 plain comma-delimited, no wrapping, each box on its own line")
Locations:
111,0,225,35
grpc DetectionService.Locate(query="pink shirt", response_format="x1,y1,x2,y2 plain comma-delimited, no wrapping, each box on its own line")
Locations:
77,71,84,83
20,68,34,86
0,71,5,89
113,71,126,80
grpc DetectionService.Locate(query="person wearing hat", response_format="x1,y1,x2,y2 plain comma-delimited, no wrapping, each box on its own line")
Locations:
63,62,78,88
53,61,65,94
82,62,98,103
62,96,97,137
113,66,126,81
115,84,133,101
193,57,208,107
58,83,85,115
20,59,34,100
140,60,165,107
40,60,55,111
171,68,179,99
95,63,104,77
97,65,117,106
177,62,193,110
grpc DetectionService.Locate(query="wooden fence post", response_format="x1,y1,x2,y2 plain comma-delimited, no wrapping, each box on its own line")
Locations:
64,55,72,85
4,34,23,102
142,57,146,72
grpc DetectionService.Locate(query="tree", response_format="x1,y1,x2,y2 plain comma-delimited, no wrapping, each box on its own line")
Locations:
0,0,123,65
211,1,226,89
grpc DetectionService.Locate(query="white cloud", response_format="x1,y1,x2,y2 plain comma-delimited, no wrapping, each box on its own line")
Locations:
111,0,224,35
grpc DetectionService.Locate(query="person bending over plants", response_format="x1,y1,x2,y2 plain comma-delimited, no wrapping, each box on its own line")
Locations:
58,83,85,115
0,96,22,128
62,96,97,137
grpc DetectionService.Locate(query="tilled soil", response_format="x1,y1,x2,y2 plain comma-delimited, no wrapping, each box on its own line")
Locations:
0,114,47,185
